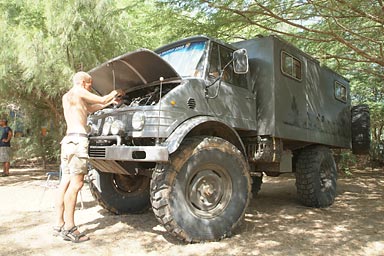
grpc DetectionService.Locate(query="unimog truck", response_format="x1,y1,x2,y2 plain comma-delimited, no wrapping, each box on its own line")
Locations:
86,35,370,242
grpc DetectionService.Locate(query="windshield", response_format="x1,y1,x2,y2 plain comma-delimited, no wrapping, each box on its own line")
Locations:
159,41,207,78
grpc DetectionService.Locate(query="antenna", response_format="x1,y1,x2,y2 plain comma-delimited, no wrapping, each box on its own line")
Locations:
156,77,164,145
112,68,116,90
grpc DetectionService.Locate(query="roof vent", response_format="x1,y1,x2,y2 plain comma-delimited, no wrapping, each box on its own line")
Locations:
187,98,196,109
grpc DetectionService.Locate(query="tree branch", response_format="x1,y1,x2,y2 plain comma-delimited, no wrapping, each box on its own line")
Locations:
201,0,384,66
335,0,384,24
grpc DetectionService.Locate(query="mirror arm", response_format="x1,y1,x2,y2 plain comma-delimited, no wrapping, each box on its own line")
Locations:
205,58,234,89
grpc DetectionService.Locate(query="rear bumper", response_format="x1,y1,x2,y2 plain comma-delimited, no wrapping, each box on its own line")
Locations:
88,145,169,162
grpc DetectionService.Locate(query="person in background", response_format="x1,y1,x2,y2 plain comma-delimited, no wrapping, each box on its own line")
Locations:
54,71,123,243
0,119,13,177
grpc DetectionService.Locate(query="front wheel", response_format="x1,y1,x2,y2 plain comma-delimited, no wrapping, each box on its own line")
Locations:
89,169,151,214
295,145,338,207
150,136,251,242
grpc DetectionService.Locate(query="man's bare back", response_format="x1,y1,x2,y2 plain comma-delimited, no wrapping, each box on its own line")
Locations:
63,87,90,134
62,72,123,135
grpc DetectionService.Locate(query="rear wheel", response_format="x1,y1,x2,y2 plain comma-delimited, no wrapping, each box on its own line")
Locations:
89,169,151,214
351,104,370,155
150,136,251,242
295,145,338,207
251,174,263,196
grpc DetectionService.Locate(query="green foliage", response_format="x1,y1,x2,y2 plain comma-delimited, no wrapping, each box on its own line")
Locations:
370,141,384,163
12,135,60,163
156,0,266,41
0,0,383,162
0,0,179,162
335,150,356,175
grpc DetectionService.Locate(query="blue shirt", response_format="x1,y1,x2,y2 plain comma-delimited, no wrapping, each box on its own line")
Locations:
0,126,12,147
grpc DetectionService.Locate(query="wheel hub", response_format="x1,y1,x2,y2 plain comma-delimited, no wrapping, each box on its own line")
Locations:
320,162,333,192
195,178,221,207
187,168,232,217
199,182,214,197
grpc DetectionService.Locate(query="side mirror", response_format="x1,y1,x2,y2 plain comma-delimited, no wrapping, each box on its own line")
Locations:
233,49,249,74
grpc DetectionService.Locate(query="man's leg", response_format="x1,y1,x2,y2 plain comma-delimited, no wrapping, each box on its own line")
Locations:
62,173,89,242
63,173,85,229
55,174,70,228
3,161,10,175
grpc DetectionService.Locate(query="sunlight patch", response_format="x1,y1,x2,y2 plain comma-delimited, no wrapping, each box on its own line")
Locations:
362,241,384,256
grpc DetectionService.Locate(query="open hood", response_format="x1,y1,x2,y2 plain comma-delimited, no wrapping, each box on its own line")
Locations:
88,49,181,96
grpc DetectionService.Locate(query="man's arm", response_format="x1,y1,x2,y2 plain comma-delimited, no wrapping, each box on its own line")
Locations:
87,102,114,113
7,129,12,142
79,88,123,105
2,128,12,143
86,93,124,113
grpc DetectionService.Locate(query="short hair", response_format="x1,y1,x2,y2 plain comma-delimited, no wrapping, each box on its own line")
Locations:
73,71,91,86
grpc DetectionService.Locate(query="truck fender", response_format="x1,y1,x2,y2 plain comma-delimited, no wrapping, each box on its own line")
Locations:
165,116,246,156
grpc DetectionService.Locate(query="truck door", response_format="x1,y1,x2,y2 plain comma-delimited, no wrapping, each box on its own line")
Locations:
206,43,256,130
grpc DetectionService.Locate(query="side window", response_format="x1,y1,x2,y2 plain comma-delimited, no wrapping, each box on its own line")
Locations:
208,43,247,88
334,81,347,103
208,44,220,78
281,51,302,81
219,46,234,84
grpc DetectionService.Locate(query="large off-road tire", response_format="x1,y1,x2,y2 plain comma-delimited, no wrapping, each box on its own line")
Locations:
295,145,338,208
89,170,151,214
351,104,370,155
150,136,252,242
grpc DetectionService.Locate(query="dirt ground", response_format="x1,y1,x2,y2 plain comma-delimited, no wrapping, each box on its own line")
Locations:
0,165,383,256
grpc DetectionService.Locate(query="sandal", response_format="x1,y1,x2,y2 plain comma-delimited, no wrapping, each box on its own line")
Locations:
61,226,90,243
53,224,65,237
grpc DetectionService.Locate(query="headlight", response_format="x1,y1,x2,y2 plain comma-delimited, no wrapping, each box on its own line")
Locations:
111,120,125,135
102,117,114,135
132,112,146,130
87,118,102,135
88,124,98,135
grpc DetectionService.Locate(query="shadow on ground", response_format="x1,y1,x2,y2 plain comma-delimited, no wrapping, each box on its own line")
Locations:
0,166,383,256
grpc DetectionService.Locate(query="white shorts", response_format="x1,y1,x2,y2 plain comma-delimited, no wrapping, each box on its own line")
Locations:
60,136,89,175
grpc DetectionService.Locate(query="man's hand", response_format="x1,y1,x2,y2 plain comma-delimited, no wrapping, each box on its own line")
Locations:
112,97,123,106
114,89,125,98
111,89,125,105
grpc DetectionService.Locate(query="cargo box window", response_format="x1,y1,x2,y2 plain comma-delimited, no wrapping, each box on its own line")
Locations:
281,51,302,81
334,81,347,103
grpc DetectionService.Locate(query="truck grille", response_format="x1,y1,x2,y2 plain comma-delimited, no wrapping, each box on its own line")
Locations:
89,147,106,158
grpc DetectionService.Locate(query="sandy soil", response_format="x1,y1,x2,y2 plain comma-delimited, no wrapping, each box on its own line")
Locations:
0,165,383,256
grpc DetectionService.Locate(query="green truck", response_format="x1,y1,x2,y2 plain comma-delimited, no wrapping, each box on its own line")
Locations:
86,35,370,242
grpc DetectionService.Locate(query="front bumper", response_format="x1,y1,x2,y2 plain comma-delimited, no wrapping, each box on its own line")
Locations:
89,145,169,162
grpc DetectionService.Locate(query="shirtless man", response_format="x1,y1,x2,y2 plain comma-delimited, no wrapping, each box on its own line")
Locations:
54,71,123,243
